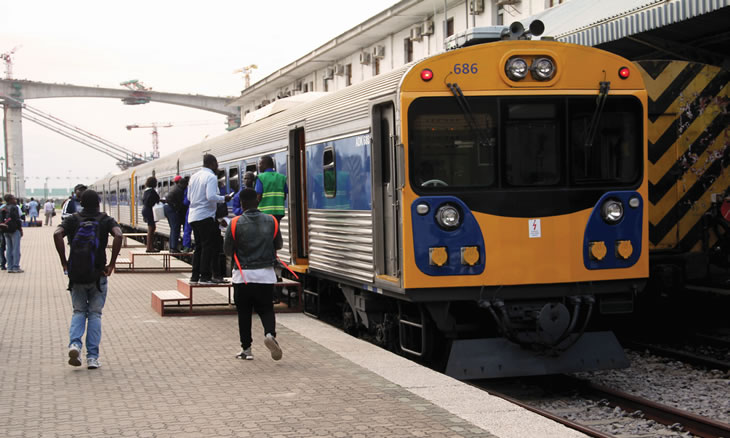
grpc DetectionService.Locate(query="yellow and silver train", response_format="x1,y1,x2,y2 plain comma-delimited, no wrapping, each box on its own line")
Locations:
94,22,651,378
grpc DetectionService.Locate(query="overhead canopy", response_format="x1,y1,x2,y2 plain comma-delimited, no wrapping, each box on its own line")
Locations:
533,0,730,68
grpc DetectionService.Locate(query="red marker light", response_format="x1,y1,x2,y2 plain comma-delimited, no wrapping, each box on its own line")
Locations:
618,66,630,79
420,69,434,81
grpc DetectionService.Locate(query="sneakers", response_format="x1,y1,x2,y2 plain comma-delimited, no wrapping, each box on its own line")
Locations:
8,269,24,273
68,344,82,367
189,275,199,284
236,348,253,360
197,278,214,285
264,333,283,361
210,277,227,284
87,357,101,369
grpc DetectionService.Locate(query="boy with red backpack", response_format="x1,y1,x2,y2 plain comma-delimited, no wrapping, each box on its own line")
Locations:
223,188,283,361
53,190,123,369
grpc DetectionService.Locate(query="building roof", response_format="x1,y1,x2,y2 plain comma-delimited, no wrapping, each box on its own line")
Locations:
227,0,463,107
535,0,730,67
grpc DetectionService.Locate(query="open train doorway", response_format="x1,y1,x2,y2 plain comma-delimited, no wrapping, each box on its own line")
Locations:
372,101,399,279
288,126,308,264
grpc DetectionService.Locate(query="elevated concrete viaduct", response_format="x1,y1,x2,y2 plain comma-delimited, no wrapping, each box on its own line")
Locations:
0,79,240,197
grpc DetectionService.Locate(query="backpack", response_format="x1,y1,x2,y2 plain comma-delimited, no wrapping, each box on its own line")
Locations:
68,213,105,284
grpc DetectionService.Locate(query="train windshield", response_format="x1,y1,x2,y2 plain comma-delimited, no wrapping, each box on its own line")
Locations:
408,96,642,191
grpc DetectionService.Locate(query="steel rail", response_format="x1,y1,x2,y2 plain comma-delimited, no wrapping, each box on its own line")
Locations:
576,379,730,438
481,388,617,438
626,341,730,372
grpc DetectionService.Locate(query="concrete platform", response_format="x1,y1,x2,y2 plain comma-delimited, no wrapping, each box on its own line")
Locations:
0,226,586,437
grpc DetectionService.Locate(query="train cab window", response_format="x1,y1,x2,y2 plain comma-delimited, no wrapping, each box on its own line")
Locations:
229,167,240,193
409,97,497,190
569,96,642,186
504,102,561,187
323,147,336,198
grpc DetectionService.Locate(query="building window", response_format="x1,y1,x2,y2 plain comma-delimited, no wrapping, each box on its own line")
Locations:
446,17,454,37
497,12,503,25
345,64,352,86
309,81,314,91
303,82,309,92
404,38,413,63
373,58,381,76
549,0,564,6
323,79,329,92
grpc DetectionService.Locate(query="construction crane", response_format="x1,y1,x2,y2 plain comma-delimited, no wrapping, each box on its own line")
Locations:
126,120,221,159
120,79,152,105
233,64,258,89
1,45,21,79
126,123,173,159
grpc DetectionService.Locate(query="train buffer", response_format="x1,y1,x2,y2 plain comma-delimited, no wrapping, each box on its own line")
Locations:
151,277,303,316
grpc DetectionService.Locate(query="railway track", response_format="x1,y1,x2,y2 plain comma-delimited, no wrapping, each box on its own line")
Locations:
625,340,730,372
477,375,730,438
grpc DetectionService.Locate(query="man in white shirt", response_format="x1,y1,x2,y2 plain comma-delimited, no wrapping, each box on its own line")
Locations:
44,199,55,226
187,154,232,284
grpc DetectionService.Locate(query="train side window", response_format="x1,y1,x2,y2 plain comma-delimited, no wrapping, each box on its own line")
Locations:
162,179,169,196
245,163,257,174
323,146,336,198
229,167,240,193
217,170,226,193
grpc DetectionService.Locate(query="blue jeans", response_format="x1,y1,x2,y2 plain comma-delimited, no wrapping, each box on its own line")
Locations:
69,276,108,359
4,230,21,270
183,210,193,249
164,204,181,251
0,234,6,268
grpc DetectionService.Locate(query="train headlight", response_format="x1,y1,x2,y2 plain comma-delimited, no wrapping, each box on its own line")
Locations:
601,199,624,224
436,205,461,230
505,57,529,81
531,57,555,81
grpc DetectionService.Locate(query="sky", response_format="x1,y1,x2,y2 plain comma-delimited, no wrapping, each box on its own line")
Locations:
0,0,398,193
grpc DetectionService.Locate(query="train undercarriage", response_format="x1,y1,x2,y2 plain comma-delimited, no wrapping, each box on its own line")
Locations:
299,273,645,379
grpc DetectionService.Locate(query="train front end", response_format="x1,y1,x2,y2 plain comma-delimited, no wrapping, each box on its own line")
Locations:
398,37,649,378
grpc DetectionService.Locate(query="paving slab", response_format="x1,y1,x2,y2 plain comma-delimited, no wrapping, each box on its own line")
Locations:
0,226,585,437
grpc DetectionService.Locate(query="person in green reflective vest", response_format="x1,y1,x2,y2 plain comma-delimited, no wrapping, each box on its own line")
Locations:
256,155,287,248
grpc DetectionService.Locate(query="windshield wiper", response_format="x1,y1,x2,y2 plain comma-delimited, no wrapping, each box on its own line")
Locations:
585,81,611,149
447,82,489,148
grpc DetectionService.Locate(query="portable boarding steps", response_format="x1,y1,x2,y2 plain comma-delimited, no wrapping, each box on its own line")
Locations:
115,250,192,273
151,277,303,316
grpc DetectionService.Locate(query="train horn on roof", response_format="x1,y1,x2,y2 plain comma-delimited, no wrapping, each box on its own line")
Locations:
506,20,545,40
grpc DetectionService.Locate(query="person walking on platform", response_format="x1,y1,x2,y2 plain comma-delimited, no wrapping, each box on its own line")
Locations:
188,154,232,284
53,189,123,369
141,177,160,253
232,171,256,216
224,188,283,361
164,175,186,252
44,199,55,226
256,156,286,252
0,194,24,273
61,184,87,220
27,198,39,226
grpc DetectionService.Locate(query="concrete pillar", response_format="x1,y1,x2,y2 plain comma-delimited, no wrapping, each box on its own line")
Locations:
3,104,25,198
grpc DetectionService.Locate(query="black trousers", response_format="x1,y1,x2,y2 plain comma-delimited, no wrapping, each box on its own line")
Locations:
190,217,220,280
233,282,276,350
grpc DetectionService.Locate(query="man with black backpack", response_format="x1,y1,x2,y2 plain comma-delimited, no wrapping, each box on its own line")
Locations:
53,189,123,369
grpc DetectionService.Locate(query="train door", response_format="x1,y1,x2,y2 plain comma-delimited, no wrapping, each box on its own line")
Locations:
371,101,400,280
288,126,308,263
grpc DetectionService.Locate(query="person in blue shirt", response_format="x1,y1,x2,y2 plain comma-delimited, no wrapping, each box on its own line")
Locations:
231,171,256,216
27,198,39,226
